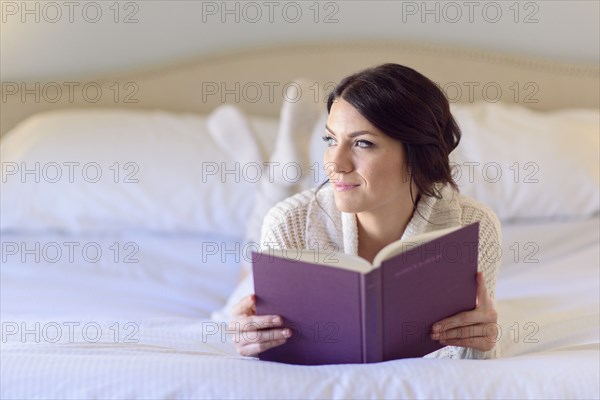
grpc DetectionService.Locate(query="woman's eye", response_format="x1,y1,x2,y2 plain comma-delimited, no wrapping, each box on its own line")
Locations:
355,140,373,148
322,135,336,146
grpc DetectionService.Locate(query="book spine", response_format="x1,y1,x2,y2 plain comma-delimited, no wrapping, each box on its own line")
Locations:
361,268,383,363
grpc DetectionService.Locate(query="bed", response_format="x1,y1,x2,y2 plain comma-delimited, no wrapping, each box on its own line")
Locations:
1,41,599,399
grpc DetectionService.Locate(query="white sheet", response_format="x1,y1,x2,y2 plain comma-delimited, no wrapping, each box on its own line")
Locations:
0,231,244,319
2,216,599,399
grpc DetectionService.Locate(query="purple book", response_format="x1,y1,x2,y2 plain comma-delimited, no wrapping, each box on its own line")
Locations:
252,222,479,365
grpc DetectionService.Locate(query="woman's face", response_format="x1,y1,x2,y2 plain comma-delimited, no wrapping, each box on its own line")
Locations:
323,98,416,215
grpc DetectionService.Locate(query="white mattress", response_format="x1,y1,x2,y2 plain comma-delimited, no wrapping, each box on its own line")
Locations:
2,216,599,399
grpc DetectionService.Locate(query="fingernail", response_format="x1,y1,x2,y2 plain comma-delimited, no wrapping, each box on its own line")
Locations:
272,317,281,324
433,324,440,332
282,329,291,338
431,333,439,339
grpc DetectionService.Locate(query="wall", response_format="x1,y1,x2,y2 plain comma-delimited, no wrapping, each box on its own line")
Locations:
1,0,598,81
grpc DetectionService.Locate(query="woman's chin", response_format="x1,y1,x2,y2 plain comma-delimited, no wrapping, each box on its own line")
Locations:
333,197,363,214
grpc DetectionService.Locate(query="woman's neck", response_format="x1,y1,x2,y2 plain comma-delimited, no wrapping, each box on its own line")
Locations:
356,196,419,263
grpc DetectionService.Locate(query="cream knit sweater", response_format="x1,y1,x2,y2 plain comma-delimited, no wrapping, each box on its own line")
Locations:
258,182,502,360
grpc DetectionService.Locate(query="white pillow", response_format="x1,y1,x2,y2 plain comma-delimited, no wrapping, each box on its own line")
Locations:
450,102,599,221
0,107,280,236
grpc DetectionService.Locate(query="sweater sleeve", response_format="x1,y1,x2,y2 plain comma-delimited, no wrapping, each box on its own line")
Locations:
466,204,502,359
424,200,502,360
259,192,311,251
463,200,502,303
437,201,502,360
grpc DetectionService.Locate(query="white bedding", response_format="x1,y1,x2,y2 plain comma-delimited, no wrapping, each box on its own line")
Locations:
2,98,599,399
2,216,599,399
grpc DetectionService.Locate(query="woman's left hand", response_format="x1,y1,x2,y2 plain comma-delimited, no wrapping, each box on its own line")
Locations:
430,271,499,352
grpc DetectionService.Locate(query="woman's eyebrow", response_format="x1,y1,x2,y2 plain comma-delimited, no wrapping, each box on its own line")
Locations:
325,125,374,138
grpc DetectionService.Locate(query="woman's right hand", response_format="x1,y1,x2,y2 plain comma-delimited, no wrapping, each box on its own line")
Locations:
228,294,292,357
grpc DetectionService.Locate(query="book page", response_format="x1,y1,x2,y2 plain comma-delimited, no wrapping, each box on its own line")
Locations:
257,247,373,273
258,224,467,274
372,225,463,268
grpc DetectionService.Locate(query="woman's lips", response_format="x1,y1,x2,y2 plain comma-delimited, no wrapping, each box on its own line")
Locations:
334,183,360,192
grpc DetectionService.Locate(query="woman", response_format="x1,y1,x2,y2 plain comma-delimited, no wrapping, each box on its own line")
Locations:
229,63,501,360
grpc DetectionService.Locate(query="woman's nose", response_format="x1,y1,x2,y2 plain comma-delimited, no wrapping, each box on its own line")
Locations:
326,146,353,174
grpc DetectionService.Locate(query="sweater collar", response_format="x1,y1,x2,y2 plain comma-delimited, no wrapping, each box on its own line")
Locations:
308,182,461,257
339,183,462,256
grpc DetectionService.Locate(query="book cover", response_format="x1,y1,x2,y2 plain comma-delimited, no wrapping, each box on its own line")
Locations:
252,222,480,365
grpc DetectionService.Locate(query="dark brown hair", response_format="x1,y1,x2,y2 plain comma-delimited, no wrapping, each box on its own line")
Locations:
317,63,461,207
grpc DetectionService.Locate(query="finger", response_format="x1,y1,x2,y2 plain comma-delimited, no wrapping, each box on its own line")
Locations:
239,327,292,345
228,315,284,331
431,308,486,333
432,305,499,339
231,294,256,317
238,337,288,357
431,322,500,342
432,305,498,334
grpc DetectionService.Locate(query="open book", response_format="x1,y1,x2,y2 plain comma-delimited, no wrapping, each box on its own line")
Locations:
251,222,480,365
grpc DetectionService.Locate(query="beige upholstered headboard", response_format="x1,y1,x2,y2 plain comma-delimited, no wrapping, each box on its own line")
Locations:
2,40,598,137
